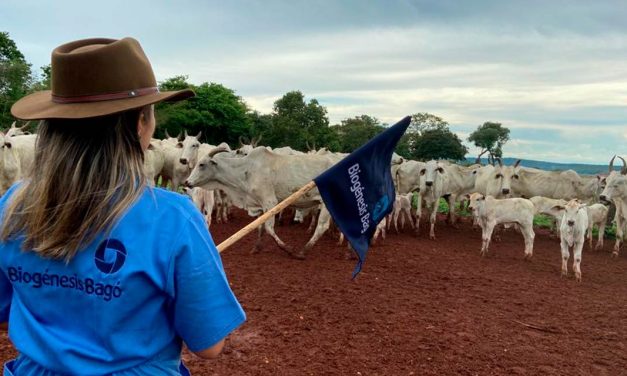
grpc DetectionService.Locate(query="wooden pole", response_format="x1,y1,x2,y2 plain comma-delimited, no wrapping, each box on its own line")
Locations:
217,180,317,253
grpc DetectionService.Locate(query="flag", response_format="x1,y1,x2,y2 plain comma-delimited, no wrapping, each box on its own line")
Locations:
314,116,411,277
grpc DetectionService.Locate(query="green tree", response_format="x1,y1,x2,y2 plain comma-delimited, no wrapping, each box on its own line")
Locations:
413,128,468,161
410,112,449,135
266,91,329,150
467,122,510,164
0,32,33,126
332,115,385,152
29,64,52,92
156,76,251,145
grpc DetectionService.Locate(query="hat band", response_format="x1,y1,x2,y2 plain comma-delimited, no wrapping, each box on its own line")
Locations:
51,87,160,104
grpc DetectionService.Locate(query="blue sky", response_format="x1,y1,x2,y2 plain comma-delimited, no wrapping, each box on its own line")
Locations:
2,0,626,164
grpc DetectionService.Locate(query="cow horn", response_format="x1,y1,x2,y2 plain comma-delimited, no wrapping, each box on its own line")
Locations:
252,134,262,147
306,140,312,151
238,136,244,146
609,155,616,173
10,122,16,129
196,131,202,139
514,159,521,168
176,132,183,141
165,129,171,139
618,156,627,175
208,146,229,158
20,121,30,130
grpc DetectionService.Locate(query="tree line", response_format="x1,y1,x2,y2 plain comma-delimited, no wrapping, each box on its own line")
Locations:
1,31,510,162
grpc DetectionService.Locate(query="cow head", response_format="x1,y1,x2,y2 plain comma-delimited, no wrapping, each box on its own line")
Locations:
552,199,586,232
178,131,202,167
600,156,627,203
420,160,445,189
185,146,229,188
467,192,485,213
493,158,520,196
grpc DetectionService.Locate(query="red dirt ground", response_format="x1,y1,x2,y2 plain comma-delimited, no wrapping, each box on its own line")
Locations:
2,209,627,375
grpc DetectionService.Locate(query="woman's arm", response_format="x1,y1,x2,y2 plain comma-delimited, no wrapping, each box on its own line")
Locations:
192,339,225,359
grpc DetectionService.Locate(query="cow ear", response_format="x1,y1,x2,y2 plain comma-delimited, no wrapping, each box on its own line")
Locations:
210,159,218,165
4,142,11,149
437,167,444,173
479,194,485,200
596,175,601,180
551,205,565,211
176,142,183,148
147,143,155,150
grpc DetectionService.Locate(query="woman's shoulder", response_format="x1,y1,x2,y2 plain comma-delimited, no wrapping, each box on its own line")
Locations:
141,186,199,222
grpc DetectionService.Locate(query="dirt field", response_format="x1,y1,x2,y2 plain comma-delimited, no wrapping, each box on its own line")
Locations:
2,209,627,375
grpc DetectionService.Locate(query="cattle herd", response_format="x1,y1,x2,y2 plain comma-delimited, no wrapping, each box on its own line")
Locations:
1,123,626,281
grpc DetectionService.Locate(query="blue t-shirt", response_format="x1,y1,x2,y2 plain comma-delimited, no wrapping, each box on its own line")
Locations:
0,185,246,375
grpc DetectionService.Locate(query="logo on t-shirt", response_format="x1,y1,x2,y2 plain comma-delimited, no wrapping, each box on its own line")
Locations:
94,239,127,274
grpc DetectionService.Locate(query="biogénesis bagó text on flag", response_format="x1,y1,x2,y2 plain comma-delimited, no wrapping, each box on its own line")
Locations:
314,116,411,277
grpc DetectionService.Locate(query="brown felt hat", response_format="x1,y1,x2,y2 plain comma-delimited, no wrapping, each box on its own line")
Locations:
11,37,194,120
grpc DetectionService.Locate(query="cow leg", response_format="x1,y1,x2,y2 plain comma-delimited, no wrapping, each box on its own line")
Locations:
307,211,318,233
301,206,332,259
587,222,593,249
560,240,570,278
429,201,438,240
405,208,415,229
447,194,457,225
521,223,535,260
252,226,264,254
394,207,400,233
414,193,422,235
481,221,495,257
573,241,583,282
613,220,623,257
261,214,292,256
596,222,605,251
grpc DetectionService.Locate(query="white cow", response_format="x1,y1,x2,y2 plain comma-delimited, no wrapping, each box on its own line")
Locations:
5,122,31,137
183,187,215,228
186,146,342,259
513,167,599,202
599,156,627,256
552,199,588,281
467,193,535,259
0,133,36,195
144,141,165,185
585,203,608,250
389,193,414,233
473,159,520,198
529,196,568,235
418,160,448,239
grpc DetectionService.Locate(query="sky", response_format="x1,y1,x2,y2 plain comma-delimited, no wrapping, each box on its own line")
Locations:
2,0,626,164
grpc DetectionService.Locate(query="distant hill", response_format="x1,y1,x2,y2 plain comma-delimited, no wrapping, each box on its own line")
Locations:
465,157,619,176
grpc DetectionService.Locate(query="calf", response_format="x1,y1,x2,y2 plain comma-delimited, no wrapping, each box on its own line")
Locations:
467,193,535,259
585,203,608,250
184,187,215,228
529,196,568,235
553,200,588,281
389,193,414,233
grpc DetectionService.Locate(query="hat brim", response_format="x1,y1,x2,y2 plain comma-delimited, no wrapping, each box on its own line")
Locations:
11,89,195,120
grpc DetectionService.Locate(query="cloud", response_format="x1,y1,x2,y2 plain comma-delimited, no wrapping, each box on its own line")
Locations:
2,0,627,164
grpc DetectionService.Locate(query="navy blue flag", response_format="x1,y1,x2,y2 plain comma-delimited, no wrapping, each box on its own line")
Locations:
314,116,411,277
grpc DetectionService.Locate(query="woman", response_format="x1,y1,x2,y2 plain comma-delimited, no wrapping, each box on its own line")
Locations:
0,37,245,375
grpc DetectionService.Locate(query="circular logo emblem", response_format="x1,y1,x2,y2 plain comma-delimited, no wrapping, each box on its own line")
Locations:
94,239,127,274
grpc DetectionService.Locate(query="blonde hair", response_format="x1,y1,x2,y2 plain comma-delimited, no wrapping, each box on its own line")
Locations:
0,106,150,261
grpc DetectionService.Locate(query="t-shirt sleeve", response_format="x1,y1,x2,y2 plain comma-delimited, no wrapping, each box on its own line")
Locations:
169,206,246,352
